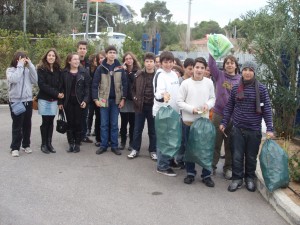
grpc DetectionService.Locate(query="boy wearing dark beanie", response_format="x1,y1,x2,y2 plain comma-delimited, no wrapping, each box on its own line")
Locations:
220,61,274,192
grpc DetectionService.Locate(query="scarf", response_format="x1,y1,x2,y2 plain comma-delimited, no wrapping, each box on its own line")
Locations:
237,77,262,114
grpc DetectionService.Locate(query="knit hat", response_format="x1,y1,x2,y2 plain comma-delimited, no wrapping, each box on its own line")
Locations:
241,61,257,75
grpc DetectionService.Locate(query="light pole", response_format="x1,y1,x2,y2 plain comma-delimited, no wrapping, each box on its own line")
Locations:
185,0,192,52
85,0,90,40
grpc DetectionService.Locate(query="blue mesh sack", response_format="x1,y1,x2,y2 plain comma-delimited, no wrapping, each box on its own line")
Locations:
207,34,234,60
155,106,182,157
184,117,216,171
259,139,289,192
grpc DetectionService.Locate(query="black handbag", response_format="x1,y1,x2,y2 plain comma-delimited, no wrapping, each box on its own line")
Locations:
56,109,67,134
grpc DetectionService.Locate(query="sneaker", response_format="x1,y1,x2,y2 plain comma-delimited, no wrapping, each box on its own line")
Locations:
128,149,139,159
184,175,195,184
150,152,157,161
156,168,177,177
21,147,32,154
245,178,256,192
202,177,215,187
223,170,232,180
82,137,93,143
11,150,19,157
228,180,243,192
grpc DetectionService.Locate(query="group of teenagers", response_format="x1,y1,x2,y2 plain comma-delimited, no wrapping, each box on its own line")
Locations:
6,40,274,193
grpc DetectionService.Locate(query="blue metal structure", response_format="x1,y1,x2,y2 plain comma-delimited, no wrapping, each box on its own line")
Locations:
142,33,160,55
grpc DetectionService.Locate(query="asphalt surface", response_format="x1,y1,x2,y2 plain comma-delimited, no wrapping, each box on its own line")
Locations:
0,105,287,225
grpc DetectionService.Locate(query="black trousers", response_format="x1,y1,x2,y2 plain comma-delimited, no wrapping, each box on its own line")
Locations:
231,127,262,180
65,97,83,143
120,112,135,144
9,101,33,150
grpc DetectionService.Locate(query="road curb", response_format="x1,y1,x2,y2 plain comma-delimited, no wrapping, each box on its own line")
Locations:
256,163,300,225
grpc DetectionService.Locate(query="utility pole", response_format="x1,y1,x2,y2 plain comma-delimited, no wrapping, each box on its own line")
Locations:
23,0,27,33
95,2,98,33
185,0,192,52
85,0,90,40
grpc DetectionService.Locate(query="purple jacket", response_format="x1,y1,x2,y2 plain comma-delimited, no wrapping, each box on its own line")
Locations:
208,54,241,116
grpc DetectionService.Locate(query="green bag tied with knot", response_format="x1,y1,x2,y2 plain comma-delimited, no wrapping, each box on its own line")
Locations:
259,139,289,192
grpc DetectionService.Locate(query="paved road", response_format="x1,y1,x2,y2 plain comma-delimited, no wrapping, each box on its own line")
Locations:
0,105,287,225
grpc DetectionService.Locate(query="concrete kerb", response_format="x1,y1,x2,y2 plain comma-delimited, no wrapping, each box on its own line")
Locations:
256,162,300,225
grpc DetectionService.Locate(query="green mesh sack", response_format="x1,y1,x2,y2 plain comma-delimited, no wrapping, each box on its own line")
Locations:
207,34,234,60
155,106,182,157
259,139,289,192
184,117,216,171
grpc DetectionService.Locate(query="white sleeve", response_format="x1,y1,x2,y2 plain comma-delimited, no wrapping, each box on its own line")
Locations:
154,74,166,100
206,80,216,110
177,82,194,113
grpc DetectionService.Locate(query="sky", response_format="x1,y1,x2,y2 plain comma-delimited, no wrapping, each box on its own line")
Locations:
123,0,269,27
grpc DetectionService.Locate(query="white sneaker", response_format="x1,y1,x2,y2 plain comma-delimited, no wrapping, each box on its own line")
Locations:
11,150,19,157
21,147,32,154
127,150,138,159
150,152,157,161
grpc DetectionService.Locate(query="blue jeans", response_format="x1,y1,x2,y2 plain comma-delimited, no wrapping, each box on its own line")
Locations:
100,99,119,149
183,123,211,179
231,127,262,180
132,105,156,152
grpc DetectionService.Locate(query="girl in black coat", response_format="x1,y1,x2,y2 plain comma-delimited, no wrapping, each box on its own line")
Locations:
59,53,90,153
37,48,64,154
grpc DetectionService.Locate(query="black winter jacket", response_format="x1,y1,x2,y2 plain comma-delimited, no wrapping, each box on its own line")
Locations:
37,68,62,101
59,67,90,107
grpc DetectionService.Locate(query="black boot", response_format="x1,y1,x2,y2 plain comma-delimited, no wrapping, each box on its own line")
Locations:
73,132,81,153
118,137,126,150
66,130,74,152
47,124,56,153
40,125,50,154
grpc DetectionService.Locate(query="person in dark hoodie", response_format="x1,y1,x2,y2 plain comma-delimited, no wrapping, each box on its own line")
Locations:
58,53,90,153
92,45,127,156
220,61,274,192
37,48,64,154
208,54,241,180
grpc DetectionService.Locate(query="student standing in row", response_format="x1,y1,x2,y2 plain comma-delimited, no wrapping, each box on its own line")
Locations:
59,53,90,153
92,45,127,156
208,54,241,179
7,51,38,157
220,61,273,192
119,52,141,151
77,40,93,144
153,51,180,177
177,57,216,187
37,48,64,154
128,52,157,160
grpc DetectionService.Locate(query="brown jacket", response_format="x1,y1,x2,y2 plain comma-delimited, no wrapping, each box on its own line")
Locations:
132,68,156,113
